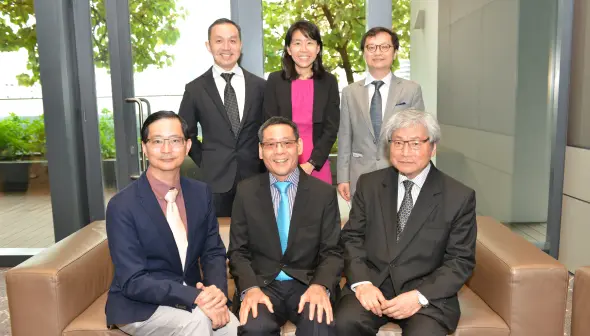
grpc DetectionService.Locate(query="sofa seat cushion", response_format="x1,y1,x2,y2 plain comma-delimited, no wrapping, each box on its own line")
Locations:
281,286,509,336
62,292,126,336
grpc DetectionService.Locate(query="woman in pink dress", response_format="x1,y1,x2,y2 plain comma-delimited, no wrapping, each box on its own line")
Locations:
263,20,340,185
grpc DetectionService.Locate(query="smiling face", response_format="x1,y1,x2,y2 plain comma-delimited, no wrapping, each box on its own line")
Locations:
259,124,303,181
389,124,436,179
286,29,320,75
142,118,191,174
363,31,397,73
206,23,242,71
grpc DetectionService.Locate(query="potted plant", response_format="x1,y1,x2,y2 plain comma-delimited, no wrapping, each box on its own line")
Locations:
0,113,43,192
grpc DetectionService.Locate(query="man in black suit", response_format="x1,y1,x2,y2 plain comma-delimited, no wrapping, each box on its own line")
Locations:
335,109,477,335
178,18,266,217
228,117,342,335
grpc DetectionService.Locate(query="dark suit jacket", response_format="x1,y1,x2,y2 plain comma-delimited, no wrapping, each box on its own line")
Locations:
105,173,228,326
263,71,340,170
340,164,477,332
178,67,266,193
227,170,343,299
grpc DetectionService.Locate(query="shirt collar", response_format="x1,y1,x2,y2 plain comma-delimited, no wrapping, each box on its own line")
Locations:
365,71,393,87
269,168,300,187
146,168,182,200
398,163,431,190
212,63,243,78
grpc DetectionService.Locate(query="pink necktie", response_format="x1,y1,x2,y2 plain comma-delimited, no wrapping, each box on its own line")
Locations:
164,188,188,270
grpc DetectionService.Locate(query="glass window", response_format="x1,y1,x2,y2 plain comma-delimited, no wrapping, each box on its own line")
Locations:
0,4,55,248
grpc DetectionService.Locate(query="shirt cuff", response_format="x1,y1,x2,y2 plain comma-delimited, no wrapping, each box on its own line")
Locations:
240,286,259,301
350,281,372,292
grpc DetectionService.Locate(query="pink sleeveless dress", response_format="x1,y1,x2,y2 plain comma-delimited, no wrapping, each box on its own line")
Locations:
291,79,332,184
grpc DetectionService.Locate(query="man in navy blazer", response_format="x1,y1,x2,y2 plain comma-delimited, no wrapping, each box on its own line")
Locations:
105,111,238,335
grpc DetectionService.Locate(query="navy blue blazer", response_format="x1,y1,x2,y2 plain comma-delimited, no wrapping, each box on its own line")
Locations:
104,173,228,326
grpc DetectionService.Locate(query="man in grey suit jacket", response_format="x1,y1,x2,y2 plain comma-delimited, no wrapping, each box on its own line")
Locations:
337,27,425,201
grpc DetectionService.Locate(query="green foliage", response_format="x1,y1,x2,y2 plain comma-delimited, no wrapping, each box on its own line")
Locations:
262,0,411,84
330,139,338,154
0,0,185,86
0,109,117,161
0,113,44,160
98,108,116,159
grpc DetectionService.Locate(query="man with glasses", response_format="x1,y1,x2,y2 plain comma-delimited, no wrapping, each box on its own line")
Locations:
335,109,477,335
105,111,238,335
179,18,266,217
228,116,342,335
337,27,425,202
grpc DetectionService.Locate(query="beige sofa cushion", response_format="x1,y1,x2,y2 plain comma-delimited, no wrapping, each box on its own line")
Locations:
62,292,125,336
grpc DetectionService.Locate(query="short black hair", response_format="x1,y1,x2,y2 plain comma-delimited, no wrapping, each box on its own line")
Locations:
141,111,189,143
281,20,326,81
258,116,300,142
360,26,399,51
208,18,242,41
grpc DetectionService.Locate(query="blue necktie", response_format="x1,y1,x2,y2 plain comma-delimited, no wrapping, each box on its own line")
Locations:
370,80,385,141
274,181,293,281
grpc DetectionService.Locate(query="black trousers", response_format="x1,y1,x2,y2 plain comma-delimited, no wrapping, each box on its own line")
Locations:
213,169,240,218
334,279,447,336
213,187,236,217
239,280,335,336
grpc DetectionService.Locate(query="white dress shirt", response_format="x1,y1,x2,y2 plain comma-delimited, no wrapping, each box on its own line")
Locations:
212,63,245,121
350,164,432,304
364,71,393,117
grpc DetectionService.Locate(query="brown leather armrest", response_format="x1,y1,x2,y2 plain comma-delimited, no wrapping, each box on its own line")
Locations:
467,216,568,336
6,221,113,336
572,266,590,336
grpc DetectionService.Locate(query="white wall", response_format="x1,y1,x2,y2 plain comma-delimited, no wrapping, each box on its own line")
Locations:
410,0,438,117
433,0,555,223
559,147,590,271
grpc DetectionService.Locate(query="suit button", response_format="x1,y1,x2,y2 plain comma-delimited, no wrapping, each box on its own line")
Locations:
264,280,268,284
281,264,286,268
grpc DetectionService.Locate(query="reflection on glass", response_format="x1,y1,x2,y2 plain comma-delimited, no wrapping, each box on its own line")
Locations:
0,3,56,248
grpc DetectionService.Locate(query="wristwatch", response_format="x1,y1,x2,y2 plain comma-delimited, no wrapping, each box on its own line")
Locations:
417,292,429,308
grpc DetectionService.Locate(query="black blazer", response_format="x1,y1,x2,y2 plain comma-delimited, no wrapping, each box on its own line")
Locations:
105,173,227,326
178,67,266,193
340,165,477,332
263,71,340,170
227,169,343,297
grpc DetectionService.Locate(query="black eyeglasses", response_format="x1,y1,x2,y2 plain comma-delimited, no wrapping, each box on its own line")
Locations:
365,44,393,53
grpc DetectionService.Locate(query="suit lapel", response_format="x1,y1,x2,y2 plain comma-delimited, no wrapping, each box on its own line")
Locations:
256,175,283,258
203,67,232,128
354,80,374,138
312,77,324,123
136,174,183,272
379,168,399,261
383,75,403,123
285,170,310,254
180,178,197,273
239,70,255,135
393,165,442,260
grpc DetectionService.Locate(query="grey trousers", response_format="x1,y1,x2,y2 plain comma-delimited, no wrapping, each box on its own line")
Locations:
119,305,239,336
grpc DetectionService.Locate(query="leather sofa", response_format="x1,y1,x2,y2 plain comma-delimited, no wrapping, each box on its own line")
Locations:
6,216,568,336
571,266,590,336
